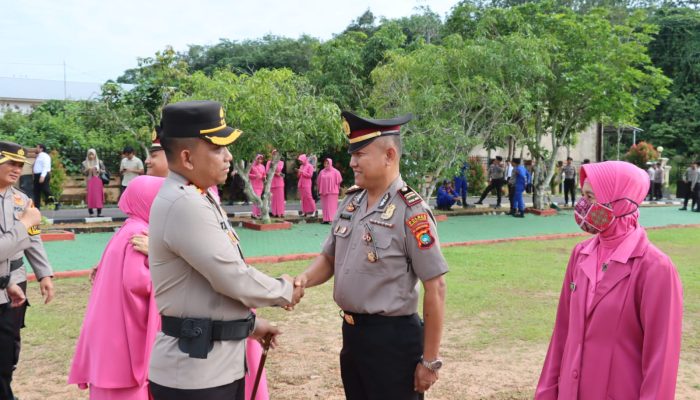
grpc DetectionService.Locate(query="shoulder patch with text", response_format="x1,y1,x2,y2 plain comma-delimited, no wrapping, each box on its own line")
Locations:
405,213,435,250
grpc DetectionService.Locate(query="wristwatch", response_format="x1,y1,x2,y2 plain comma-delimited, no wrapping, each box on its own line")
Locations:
420,356,443,372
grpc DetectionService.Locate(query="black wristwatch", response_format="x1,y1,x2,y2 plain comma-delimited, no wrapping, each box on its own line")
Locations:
420,356,443,372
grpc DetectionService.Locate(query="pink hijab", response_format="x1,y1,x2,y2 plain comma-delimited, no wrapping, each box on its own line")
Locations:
318,158,343,195
69,176,165,389
579,161,648,244
298,154,308,164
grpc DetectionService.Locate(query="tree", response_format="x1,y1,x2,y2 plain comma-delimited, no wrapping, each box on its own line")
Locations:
176,69,343,223
625,140,659,168
457,2,671,208
370,34,549,198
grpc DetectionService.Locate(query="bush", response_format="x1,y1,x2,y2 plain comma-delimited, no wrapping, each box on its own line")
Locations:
49,150,67,203
625,141,659,168
467,156,487,195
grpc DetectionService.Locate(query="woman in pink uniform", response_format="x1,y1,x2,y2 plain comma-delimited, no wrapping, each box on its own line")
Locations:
536,161,682,400
266,149,285,218
297,154,316,216
317,158,342,224
69,175,165,399
249,154,266,218
81,149,106,217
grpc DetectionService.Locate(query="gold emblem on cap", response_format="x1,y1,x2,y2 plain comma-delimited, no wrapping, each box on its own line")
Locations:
342,118,351,137
17,148,25,157
151,129,157,141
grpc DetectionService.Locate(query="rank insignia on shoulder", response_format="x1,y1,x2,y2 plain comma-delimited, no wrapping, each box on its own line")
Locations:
406,213,435,250
398,186,422,207
345,185,363,195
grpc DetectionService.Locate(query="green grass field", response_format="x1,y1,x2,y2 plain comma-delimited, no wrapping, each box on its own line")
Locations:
13,226,700,399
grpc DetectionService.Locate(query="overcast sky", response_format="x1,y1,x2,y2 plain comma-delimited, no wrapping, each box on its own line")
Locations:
0,0,459,83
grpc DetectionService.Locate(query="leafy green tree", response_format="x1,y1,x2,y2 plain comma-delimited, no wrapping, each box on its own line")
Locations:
176,69,343,223
456,2,671,208
625,140,659,167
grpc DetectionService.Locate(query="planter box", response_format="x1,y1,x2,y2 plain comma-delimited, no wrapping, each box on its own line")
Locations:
525,208,558,216
242,220,293,231
40,230,76,242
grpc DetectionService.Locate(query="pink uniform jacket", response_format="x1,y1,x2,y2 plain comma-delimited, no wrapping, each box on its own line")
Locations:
536,226,683,400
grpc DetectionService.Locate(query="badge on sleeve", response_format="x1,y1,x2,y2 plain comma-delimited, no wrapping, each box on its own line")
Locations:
13,194,24,206
405,213,435,250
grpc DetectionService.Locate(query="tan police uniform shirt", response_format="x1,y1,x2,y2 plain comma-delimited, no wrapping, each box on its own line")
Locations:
0,186,53,305
322,176,449,317
148,172,293,390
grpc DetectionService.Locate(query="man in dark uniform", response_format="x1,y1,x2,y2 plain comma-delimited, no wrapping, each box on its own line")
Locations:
295,111,449,399
0,141,50,400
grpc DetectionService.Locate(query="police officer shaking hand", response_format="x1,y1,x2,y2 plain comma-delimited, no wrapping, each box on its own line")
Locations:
295,111,448,399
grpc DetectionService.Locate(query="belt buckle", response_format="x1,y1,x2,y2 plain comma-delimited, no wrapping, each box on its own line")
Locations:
341,311,355,326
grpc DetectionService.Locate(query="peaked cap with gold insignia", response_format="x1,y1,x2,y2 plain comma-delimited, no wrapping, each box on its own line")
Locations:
160,100,242,146
0,141,28,165
341,111,413,153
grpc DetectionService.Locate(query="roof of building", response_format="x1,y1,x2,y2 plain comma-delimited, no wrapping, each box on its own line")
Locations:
0,77,132,102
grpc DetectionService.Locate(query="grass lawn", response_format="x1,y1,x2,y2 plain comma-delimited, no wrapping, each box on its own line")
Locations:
12,227,700,399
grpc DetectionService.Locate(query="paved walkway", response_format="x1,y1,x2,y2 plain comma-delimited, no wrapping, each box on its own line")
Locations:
33,206,700,273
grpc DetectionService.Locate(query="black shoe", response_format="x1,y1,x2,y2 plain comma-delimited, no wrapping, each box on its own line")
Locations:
515,213,525,218
693,209,700,212
475,201,483,205
679,207,687,211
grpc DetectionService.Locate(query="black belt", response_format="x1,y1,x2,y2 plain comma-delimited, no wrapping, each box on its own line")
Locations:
341,311,417,326
161,314,255,341
10,259,23,272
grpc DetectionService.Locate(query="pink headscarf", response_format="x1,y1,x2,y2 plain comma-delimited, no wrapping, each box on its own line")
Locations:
255,154,263,164
298,154,307,164
580,161,648,243
318,158,343,195
69,175,165,389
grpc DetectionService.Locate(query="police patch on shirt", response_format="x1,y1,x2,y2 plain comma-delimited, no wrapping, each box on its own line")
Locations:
405,213,435,250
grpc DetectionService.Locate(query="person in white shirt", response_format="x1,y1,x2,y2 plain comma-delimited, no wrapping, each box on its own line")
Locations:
646,163,655,201
119,146,144,199
32,143,54,209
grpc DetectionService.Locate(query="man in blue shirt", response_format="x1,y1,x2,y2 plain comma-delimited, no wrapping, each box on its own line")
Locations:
453,162,469,208
510,158,529,218
437,180,459,211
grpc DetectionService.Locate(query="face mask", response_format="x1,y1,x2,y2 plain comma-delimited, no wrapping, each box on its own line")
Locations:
574,197,638,234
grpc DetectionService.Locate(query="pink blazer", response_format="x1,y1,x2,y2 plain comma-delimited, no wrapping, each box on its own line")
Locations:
536,228,682,400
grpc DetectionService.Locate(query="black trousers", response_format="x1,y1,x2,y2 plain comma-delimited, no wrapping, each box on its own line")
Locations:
508,184,515,212
694,186,700,211
150,377,245,400
653,182,663,200
563,178,576,206
0,282,27,400
32,173,53,209
340,313,424,400
478,179,505,205
682,182,696,208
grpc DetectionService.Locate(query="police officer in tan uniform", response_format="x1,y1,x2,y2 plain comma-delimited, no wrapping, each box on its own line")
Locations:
0,141,54,400
296,111,449,399
147,101,302,400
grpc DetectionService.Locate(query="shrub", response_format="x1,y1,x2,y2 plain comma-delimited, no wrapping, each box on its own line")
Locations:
625,141,659,168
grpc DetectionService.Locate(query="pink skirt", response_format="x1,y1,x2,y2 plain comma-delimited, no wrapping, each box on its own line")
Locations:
321,194,339,222
86,176,104,209
245,337,270,400
88,383,151,400
299,186,316,214
270,186,285,216
251,182,263,217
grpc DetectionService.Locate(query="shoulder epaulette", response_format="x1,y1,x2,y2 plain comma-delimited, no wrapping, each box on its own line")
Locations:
344,185,363,195
398,185,423,207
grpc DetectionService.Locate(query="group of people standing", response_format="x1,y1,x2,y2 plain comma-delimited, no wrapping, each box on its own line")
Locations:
680,160,700,212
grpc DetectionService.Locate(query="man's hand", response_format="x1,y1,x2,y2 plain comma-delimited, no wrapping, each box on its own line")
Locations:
281,274,304,310
6,284,26,308
130,231,149,256
250,317,281,349
39,276,55,304
18,201,41,229
39,176,45,184
414,362,439,394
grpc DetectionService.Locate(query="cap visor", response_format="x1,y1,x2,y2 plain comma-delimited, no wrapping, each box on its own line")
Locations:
0,155,28,164
204,127,243,146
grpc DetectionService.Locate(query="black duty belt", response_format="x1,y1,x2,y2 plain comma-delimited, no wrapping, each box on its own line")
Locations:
10,259,23,272
161,313,256,359
340,310,418,326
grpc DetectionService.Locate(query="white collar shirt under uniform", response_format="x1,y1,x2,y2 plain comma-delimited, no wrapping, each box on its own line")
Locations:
32,152,51,177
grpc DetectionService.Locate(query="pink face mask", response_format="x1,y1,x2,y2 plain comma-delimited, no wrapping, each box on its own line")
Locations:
574,197,638,234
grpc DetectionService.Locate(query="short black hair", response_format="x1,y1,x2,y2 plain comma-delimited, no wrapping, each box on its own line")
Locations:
496,156,503,161
567,157,573,161
512,158,521,164
582,159,590,164
123,146,134,154
161,137,201,164
37,143,47,152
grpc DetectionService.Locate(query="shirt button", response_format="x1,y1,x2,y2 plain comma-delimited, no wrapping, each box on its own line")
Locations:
572,370,579,379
